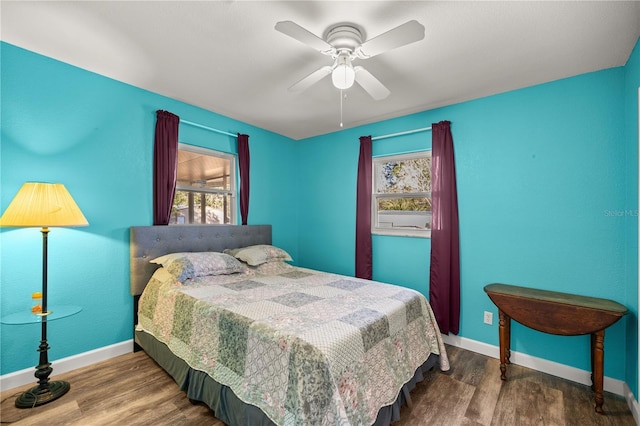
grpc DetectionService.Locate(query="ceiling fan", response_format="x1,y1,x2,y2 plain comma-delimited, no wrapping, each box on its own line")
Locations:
275,20,425,101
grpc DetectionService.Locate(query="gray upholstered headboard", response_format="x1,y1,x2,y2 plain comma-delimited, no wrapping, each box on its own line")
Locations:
130,224,272,296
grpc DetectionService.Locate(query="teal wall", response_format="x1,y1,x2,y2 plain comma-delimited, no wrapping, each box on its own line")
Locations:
0,43,298,375
1,35,638,402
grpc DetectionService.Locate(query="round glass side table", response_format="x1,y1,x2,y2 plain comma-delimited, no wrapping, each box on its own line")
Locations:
1,305,82,325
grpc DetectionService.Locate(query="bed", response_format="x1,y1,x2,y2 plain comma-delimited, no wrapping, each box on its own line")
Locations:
130,224,449,425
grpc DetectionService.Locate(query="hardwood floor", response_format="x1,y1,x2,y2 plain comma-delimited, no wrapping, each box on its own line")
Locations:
1,345,635,425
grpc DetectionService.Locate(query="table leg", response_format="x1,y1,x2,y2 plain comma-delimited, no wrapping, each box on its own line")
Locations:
591,330,605,414
590,333,595,390
498,309,511,380
505,312,511,365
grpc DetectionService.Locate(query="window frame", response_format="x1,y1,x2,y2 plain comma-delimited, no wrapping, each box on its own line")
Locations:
371,150,432,238
171,143,237,225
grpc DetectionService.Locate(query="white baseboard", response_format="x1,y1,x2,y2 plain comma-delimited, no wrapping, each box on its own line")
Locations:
441,334,639,420
0,340,133,392
624,382,640,425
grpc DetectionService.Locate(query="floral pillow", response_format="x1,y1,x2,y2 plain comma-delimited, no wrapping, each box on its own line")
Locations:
150,252,246,282
224,244,292,266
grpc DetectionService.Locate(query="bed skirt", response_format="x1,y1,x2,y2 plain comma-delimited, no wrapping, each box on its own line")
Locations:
135,329,439,426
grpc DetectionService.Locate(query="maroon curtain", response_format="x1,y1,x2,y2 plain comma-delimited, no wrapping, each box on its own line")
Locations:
429,121,460,335
355,136,372,279
153,110,180,225
238,134,250,225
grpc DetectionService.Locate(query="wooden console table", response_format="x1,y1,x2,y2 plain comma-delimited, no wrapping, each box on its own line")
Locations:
484,283,627,414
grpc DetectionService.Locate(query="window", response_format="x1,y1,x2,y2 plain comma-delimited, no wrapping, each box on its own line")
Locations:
372,151,432,237
170,143,236,225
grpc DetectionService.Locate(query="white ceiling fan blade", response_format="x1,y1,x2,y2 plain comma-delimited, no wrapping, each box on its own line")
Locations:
288,65,333,92
275,21,334,54
354,66,390,100
356,20,425,59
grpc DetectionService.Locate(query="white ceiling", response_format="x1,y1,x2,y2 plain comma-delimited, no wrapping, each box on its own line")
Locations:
2,1,639,140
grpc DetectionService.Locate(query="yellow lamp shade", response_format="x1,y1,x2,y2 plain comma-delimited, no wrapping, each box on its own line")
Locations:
0,182,88,228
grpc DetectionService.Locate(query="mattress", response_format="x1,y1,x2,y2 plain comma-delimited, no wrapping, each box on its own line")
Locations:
137,263,449,425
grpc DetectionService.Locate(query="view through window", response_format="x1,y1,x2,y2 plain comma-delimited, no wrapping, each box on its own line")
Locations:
171,144,236,225
372,151,432,237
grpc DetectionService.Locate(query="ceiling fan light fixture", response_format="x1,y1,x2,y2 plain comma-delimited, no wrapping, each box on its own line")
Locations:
332,64,355,89
331,53,355,90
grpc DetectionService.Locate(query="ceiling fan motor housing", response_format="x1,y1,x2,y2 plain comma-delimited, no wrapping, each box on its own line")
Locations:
325,24,364,56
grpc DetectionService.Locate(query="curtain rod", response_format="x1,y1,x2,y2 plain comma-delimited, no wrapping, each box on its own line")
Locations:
371,126,432,141
180,119,237,138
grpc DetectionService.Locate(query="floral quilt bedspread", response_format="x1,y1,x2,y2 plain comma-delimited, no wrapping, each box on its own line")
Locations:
137,265,449,425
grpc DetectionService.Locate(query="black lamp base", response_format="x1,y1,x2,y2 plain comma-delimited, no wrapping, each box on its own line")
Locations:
15,380,70,408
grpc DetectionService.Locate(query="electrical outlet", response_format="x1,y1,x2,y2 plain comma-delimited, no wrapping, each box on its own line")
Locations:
483,311,493,325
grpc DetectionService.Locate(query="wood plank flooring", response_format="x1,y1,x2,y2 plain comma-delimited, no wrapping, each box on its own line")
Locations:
1,345,635,425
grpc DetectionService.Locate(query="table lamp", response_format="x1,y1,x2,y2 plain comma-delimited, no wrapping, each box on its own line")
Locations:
0,182,88,408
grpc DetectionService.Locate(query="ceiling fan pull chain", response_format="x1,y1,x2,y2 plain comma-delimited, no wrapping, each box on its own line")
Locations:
340,88,344,128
